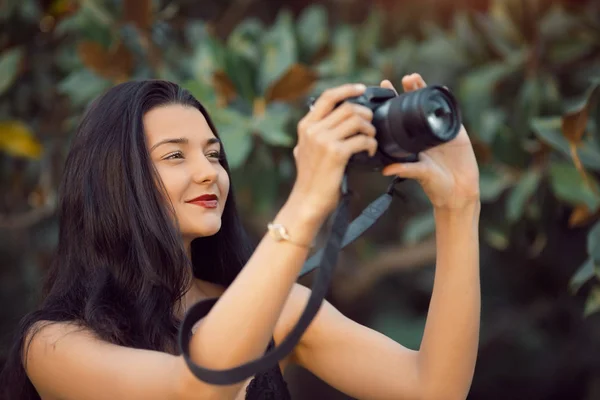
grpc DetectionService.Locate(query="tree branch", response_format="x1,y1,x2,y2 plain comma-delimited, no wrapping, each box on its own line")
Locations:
331,236,437,304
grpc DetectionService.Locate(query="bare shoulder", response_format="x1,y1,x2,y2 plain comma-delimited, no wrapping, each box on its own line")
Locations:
23,320,194,400
25,320,94,365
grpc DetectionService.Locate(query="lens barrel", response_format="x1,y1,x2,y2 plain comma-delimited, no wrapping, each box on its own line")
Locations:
374,85,462,158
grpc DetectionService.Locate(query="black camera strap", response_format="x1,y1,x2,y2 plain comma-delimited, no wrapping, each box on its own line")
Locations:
178,176,402,385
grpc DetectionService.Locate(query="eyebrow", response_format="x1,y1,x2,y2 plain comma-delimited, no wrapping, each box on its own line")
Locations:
150,137,221,153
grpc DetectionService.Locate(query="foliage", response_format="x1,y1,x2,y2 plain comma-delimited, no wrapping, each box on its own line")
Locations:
2,0,600,398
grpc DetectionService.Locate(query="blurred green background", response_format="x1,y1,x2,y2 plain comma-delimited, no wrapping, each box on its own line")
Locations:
1,0,600,398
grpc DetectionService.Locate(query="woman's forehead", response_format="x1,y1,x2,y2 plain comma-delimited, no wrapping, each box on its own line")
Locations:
144,104,216,143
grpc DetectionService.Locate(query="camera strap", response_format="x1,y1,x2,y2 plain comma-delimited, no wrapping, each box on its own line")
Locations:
178,176,402,385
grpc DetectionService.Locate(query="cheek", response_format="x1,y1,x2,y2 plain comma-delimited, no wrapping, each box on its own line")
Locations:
155,165,186,202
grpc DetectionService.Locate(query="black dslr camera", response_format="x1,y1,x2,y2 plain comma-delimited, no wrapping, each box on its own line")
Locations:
310,85,462,170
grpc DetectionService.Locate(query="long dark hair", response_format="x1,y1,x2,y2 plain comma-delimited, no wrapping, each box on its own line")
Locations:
0,80,253,399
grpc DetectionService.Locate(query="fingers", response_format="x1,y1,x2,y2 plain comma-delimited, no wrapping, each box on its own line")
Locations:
328,114,376,140
380,79,398,94
338,133,378,158
382,160,427,181
306,83,367,122
319,102,373,130
401,73,427,92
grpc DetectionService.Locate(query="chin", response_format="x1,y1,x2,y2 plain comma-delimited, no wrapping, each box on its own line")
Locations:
189,222,222,238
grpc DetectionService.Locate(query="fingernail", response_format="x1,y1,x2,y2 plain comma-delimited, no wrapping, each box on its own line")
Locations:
355,84,367,91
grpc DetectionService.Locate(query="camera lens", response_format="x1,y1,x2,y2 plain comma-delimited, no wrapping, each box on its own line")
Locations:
375,85,461,157
425,96,454,139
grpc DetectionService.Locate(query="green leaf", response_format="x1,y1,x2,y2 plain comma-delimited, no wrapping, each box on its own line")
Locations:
211,108,253,168
181,79,216,106
387,39,417,78
584,285,600,317
539,5,581,42
483,226,510,250
458,52,525,134
587,220,600,263
506,169,542,223
547,38,596,66
254,104,294,147
0,47,23,96
479,166,512,202
358,8,383,59
322,25,357,77
296,5,328,61
227,18,264,66
478,109,506,144
190,34,226,86
411,29,469,83
472,8,519,57
516,77,543,127
549,162,600,210
453,12,487,60
402,212,435,245
531,117,600,171
224,51,257,104
258,10,297,94
563,79,600,115
570,258,596,294
58,69,111,108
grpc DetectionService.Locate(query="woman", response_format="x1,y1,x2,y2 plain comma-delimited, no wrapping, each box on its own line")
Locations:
1,73,480,400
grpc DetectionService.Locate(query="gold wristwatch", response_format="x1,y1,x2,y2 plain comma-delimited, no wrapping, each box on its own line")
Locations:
267,222,313,249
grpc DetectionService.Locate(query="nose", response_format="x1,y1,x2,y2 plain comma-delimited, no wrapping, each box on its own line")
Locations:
191,155,218,184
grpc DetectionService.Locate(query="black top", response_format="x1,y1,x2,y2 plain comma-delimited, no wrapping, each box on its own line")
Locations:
245,339,292,399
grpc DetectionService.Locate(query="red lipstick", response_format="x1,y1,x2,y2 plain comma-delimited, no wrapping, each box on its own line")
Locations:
187,194,218,209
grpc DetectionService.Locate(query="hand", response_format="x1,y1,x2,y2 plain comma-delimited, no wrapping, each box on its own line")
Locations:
380,74,480,210
290,83,378,219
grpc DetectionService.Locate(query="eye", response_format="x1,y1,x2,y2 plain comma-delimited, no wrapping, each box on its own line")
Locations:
164,151,183,160
207,151,222,160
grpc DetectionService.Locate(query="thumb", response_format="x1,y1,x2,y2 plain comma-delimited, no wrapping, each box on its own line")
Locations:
382,161,427,181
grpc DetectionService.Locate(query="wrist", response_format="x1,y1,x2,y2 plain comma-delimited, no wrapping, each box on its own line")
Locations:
434,201,481,225
271,197,326,248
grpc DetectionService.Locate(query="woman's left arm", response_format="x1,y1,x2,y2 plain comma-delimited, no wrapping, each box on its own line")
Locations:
276,73,480,400
280,206,479,400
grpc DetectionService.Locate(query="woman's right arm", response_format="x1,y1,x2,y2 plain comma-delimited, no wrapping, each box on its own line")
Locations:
184,83,377,398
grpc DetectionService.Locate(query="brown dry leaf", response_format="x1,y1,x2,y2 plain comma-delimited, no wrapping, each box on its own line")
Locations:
212,71,238,106
122,0,152,30
569,204,596,227
562,96,598,197
472,138,493,164
265,64,318,103
562,106,589,144
77,41,133,82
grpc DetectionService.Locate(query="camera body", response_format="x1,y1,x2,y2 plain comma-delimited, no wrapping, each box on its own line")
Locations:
310,85,462,171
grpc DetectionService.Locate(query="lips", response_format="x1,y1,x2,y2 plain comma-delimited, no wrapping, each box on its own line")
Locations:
189,194,217,202
186,194,218,209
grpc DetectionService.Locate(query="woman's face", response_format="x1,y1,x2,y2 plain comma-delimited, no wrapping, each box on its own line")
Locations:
144,104,229,244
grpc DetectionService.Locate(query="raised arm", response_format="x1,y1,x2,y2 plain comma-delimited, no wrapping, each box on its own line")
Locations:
182,83,380,397
271,74,480,400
